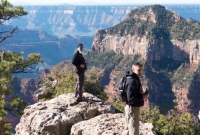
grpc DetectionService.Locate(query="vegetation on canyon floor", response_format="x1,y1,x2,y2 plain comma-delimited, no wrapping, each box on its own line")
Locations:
140,106,200,135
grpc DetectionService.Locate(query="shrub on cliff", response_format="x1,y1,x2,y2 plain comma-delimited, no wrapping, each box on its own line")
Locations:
110,98,125,112
40,66,108,101
140,106,200,135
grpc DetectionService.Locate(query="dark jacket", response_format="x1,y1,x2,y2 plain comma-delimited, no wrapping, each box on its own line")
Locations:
72,50,87,73
125,70,144,107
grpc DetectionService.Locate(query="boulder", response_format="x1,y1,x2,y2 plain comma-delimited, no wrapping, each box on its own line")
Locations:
15,93,115,135
71,113,156,135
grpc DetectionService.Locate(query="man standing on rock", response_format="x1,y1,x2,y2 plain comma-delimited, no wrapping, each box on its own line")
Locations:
72,43,87,102
122,62,149,135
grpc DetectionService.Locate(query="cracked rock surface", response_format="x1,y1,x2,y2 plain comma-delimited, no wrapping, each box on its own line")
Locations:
15,93,115,135
71,113,156,135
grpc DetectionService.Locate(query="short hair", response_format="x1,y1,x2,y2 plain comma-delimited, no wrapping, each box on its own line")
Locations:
132,62,143,68
78,43,84,48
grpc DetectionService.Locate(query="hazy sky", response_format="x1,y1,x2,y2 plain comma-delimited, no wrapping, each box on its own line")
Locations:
9,0,200,5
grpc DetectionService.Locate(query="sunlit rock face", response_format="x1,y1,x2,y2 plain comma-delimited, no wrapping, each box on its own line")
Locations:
71,113,156,135
15,93,115,135
15,92,156,135
91,30,200,64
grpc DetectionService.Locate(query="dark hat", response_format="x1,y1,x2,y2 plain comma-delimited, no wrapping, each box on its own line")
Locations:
78,43,84,47
133,62,143,66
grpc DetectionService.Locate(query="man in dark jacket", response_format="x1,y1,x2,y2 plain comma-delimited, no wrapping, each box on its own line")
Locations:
122,62,149,135
72,43,87,102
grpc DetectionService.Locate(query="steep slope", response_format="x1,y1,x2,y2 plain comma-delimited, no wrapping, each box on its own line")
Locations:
89,5,200,115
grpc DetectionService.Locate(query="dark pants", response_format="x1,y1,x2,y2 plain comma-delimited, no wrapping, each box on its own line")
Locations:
75,73,84,100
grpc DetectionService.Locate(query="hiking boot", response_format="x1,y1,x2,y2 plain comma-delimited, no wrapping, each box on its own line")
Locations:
76,97,83,102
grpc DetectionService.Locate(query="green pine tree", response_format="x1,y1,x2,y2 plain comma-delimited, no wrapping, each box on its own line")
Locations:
0,1,42,134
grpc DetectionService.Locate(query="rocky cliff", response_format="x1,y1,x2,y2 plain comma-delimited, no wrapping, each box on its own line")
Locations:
92,33,200,63
15,92,156,135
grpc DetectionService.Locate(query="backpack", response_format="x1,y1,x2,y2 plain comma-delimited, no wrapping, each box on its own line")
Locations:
116,76,132,102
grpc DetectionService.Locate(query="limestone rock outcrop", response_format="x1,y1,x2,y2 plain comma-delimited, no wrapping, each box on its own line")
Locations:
15,93,115,135
15,92,156,135
91,32,200,64
71,113,156,135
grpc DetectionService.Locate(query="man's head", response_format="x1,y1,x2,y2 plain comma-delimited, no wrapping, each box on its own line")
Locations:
78,43,84,52
132,62,143,77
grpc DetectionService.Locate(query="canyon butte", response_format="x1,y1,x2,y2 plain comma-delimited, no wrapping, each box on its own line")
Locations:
88,4,200,114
